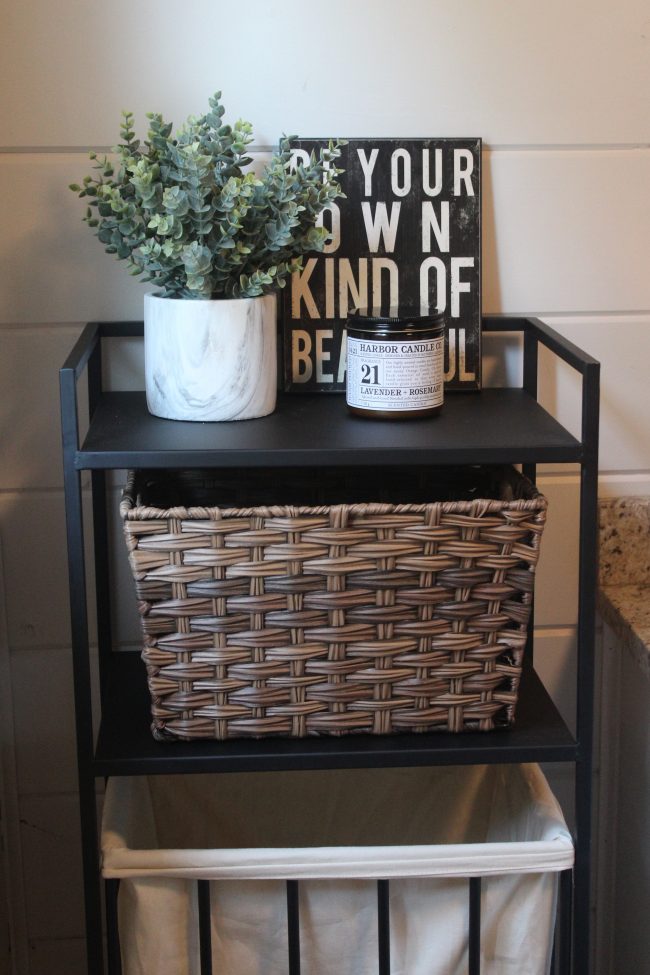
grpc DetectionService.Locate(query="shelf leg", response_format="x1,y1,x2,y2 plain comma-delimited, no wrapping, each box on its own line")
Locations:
573,360,600,975
62,463,104,974
61,357,104,974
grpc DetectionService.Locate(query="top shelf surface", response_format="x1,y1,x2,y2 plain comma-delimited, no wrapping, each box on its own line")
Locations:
78,389,582,469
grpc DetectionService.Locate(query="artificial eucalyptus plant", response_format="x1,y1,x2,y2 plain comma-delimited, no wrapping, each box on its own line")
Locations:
70,92,344,299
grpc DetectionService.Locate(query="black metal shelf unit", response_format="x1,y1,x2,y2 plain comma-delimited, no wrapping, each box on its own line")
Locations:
60,314,600,975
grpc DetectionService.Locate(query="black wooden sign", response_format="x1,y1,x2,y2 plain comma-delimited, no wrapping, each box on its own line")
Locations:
281,138,482,392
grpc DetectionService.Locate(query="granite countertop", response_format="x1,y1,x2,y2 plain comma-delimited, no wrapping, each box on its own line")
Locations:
598,497,650,673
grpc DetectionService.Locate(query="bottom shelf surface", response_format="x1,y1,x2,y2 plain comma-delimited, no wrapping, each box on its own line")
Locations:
93,653,578,775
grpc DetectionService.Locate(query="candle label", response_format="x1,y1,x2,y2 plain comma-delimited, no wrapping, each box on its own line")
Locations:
346,335,444,411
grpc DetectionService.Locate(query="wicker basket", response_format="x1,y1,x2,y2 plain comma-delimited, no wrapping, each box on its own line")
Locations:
121,466,547,741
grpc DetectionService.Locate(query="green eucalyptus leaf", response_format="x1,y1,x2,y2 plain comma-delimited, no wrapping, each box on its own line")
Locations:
69,93,344,298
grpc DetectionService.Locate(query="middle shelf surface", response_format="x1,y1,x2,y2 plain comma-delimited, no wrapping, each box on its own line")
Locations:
79,388,582,469
94,653,578,776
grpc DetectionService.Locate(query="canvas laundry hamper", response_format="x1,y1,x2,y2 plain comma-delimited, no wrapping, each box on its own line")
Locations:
101,763,573,975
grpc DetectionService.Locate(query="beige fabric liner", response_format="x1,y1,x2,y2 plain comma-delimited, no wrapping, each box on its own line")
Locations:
102,763,573,975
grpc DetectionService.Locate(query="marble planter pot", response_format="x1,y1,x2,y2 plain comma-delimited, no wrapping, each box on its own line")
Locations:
144,293,277,421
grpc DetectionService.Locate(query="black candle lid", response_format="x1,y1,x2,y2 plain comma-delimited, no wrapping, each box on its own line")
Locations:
347,307,445,336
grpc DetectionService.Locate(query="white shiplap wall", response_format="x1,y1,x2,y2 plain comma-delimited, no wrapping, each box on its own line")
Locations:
1,1,649,971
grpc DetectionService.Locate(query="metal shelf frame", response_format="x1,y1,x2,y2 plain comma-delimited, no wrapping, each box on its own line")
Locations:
60,314,600,975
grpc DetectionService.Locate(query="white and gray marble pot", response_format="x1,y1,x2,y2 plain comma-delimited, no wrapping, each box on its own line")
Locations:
144,293,277,422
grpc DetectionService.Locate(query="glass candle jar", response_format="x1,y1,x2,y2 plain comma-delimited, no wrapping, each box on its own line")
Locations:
346,310,445,419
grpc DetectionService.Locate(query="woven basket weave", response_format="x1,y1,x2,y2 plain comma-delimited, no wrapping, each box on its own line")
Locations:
121,466,547,741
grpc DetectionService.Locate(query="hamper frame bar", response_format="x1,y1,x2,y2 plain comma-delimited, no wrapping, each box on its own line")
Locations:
469,877,482,974
60,315,599,974
377,880,390,975
198,881,213,975
287,879,301,975
102,869,574,975
105,879,121,975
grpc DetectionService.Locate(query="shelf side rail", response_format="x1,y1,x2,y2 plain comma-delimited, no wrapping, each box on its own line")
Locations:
60,337,105,974
484,313,599,975
60,320,144,975
482,315,599,379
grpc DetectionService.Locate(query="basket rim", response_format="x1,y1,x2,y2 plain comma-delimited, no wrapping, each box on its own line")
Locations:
120,470,548,522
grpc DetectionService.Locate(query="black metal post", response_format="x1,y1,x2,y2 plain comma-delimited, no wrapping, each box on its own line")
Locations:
91,469,111,697
469,877,481,975
197,880,213,975
552,868,574,975
87,332,117,708
521,319,538,664
287,880,301,975
87,336,112,701
573,359,600,975
377,880,391,975
484,314,600,974
522,319,539,401
60,361,104,975
105,879,122,974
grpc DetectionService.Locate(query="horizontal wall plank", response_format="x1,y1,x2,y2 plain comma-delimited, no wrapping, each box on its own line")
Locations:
1,0,649,147
534,476,580,628
0,538,30,972
0,325,85,490
11,646,99,795
540,314,650,472
2,150,649,325
599,473,650,498
484,314,650,479
28,938,87,975
11,647,77,794
535,627,577,734
0,491,96,649
0,154,146,325
540,761,575,829
19,793,84,939
483,150,650,313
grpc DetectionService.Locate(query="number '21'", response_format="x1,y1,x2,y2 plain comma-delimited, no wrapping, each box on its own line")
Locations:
361,364,379,385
